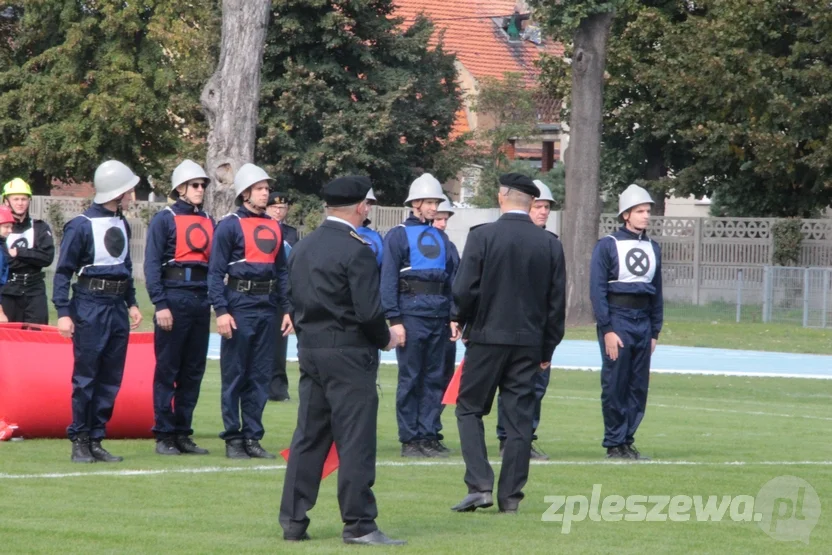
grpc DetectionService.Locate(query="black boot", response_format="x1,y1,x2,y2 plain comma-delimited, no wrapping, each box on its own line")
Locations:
530,442,550,461
90,440,123,463
71,435,95,464
155,438,181,455
400,441,425,458
244,439,276,459
175,435,209,455
226,439,250,459
420,439,449,458
626,444,650,461
605,446,631,460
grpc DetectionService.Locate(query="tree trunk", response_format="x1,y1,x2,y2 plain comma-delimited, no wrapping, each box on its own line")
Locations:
200,0,271,219
563,12,615,326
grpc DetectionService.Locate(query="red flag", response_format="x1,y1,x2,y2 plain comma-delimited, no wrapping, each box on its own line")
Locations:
442,358,464,405
280,443,340,479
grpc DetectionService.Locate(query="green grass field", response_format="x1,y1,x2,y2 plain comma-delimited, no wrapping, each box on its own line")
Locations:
2,363,831,553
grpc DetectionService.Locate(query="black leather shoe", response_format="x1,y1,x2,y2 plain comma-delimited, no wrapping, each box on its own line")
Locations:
400,441,425,458
626,444,650,461
530,442,550,461
176,435,209,455
606,446,630,459
244,439,276,459
343,530,406,546
90,441,123,462
434,439,451,454
71,436,95,463
284,532,311,542
499,506,518,514
420,439,449,458
226,439,250,459
155,438,181,455
451,492,493,512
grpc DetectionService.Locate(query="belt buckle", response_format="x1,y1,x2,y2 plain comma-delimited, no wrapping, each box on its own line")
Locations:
237,280,251,293
91,278,106,292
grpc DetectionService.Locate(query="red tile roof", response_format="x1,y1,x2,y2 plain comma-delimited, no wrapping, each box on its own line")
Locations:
393,0,564,89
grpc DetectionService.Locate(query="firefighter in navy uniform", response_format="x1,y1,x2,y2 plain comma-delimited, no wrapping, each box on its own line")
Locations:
590,184,663,460
450,173,565,514
381,173,456,458
53,160,144,463
145,160,214,456
266,191,299,402
495,179,557,461
280,175,405,546
208,163,293,459
1,178,55,324
430,195,460,444
356,188,383,267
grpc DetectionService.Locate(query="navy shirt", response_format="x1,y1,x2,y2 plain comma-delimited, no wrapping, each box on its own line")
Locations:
52,203,138,318
207,206,290,317
590,226,664,339
144,199,215,311
380,214,455,323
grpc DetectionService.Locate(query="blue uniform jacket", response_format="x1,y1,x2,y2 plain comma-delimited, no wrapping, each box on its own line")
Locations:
590,226,664,339
380,214,455,324
144,199,216,311
0,242,8,303
356,226,383,267
207,206,290,317
52,203,139,318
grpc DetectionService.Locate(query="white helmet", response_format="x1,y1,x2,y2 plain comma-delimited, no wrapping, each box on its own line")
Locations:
405,173,444,206
93,160,140,204
437,194,455,215
234,163,274,206
533,179,555,205
170,160,209,199
618,184,654,217
366,188,377,203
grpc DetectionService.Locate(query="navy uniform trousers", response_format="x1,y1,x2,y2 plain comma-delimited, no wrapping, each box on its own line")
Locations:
219,291,276,441
67,287,129,441
395,314,449,443
152,288,211,439
598,305,652,448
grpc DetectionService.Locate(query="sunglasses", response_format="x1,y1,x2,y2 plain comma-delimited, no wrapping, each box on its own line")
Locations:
189,182,207,189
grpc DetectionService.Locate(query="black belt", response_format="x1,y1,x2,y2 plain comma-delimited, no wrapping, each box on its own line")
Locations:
227,277,276,295
607,293,650,310
76,276,129,295
399,279,444,296
8,272,44,285
163,267,208,282
298,330,370,348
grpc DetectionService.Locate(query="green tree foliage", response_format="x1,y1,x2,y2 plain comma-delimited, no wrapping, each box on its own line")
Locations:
563,0,832,217
0,1,218,194
257,0,463,204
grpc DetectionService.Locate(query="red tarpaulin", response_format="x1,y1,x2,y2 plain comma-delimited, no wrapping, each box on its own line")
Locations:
280,443,340,479
0,323,156,439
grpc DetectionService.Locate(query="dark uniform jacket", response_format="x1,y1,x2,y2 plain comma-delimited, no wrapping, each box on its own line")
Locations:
288,218,390,350
3,215,54,295
451,212,566,362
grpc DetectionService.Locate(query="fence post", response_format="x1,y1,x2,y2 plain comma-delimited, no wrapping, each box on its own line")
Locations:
803,268,810,328
736,269,743,323
762,266,771,323
692,217,702,305
823,269,829,329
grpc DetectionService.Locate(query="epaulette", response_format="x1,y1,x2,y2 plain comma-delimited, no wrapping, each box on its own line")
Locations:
350,231,370,245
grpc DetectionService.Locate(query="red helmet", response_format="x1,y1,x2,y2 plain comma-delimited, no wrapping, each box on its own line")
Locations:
0,205,14,225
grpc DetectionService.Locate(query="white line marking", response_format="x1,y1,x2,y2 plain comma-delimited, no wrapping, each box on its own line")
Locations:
3,459,832,480
549,395,832,422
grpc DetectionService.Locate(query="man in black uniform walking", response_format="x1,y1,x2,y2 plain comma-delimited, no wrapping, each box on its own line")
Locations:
450,173,566,514
266,191,299,402
280,176,405,546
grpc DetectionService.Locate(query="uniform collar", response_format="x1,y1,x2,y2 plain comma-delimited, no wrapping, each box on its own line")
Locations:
173,199,201,214
91,203,118,217
618,225,648,240
237,205,268,218
326,215,357,232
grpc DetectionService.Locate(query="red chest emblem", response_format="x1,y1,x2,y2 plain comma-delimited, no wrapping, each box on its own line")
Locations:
239,217,281,264
173,215,213,263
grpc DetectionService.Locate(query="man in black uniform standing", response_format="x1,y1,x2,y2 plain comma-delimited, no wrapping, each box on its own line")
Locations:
280,176,405,546
266,191,299,402
450,173,566,514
